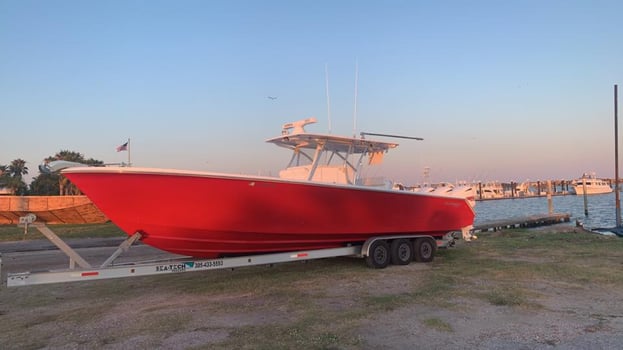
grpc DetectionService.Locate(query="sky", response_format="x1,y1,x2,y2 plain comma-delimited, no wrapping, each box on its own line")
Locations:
1,0,623,185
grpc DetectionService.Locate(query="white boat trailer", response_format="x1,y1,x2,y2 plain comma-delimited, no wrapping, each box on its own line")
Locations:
2,215,457,287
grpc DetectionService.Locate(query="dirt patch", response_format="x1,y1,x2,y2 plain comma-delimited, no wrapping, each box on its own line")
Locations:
359,280,623,349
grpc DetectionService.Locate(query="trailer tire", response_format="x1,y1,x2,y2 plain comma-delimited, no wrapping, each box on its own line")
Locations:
414,238,436,263
390,239,413,265
366,240,390,269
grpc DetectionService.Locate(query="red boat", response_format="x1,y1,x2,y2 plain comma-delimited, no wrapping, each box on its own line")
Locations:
61,118,475,258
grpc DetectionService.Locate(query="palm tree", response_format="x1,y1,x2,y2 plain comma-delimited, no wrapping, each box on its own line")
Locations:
4,176,28,195
2,159,29,195
0,164,7,190
30,172,60,195
7,158,28,177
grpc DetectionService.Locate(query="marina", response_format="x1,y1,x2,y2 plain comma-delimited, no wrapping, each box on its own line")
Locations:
471,178,614,200
473,192,619,231
404,176,617,202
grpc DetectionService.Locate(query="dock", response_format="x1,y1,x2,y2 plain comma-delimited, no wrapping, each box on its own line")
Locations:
473,213,571,233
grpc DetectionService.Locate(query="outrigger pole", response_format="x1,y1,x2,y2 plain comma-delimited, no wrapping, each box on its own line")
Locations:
353,59,359,137
360,132,424,141
325,63,332,134
615,84,621,228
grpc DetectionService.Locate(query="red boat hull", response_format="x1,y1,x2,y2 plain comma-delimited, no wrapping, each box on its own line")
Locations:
63,168,475,258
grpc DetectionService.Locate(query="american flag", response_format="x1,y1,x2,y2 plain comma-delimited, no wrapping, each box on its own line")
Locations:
116,142,128,152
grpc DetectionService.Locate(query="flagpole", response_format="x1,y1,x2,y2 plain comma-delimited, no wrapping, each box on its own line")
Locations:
127,138,131,167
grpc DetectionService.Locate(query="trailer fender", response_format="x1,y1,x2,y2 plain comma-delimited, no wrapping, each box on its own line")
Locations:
361,235,435,257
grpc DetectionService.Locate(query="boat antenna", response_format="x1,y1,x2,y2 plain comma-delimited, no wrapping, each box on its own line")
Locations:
615,84,621,227
353,59,359,137
360,132,424,141
325,63,332,134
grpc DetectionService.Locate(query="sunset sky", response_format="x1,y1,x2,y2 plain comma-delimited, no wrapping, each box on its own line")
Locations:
2,0,622,185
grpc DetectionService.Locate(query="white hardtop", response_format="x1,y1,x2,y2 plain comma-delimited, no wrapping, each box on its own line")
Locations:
265,117,399,154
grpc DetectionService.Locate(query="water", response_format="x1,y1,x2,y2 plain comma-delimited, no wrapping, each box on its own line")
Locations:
474,193,620,230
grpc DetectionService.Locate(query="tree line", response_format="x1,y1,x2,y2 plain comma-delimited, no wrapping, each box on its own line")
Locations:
0,150,103,196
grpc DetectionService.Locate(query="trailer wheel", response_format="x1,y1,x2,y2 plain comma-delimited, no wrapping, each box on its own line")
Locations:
366,240,390,269
414,238,436,263
390,239,413,265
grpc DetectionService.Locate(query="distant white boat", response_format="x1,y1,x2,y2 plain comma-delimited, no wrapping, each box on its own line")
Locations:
408,182,477,206
477,181,504,199
571,173,613,195
443,183,477,207
406,183,435,193
430,182,455,194
514,181,536,197
397,181,476,207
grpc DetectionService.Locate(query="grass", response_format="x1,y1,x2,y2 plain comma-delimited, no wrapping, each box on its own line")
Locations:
2,226,623,348
215,316,362,350
0,222,125,242
422,317,453,332
484,287,528,306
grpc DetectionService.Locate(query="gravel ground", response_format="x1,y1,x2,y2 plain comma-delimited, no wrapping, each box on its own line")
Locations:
358,284,623,349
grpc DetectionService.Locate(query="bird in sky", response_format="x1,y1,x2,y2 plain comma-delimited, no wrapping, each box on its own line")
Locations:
267,96,277,100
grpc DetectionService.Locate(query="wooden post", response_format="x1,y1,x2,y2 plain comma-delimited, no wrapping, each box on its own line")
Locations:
547,180,553,215
583,175,589,216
